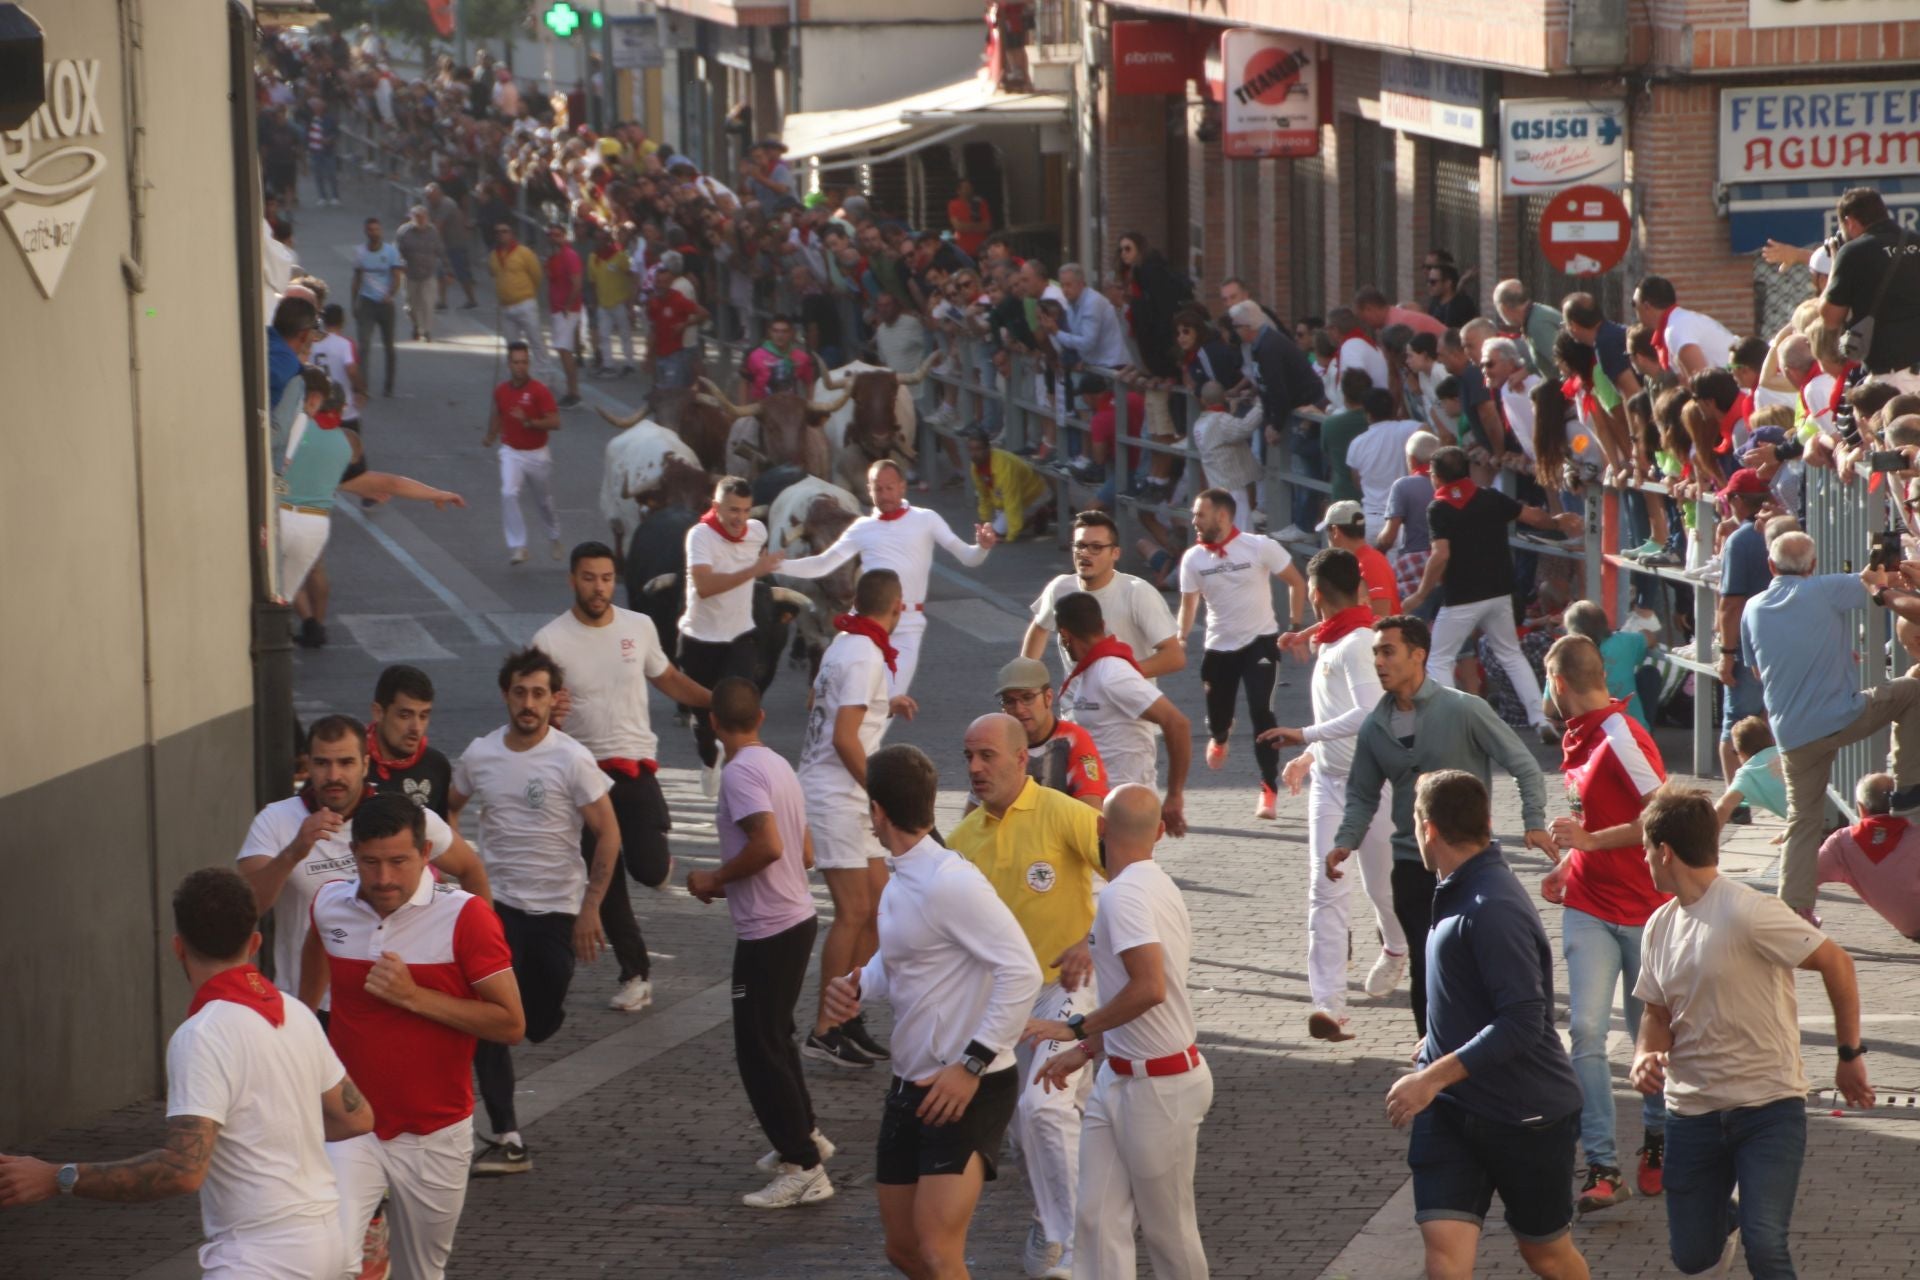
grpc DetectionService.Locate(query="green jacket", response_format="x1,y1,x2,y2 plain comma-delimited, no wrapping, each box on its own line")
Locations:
1336,676,1548,863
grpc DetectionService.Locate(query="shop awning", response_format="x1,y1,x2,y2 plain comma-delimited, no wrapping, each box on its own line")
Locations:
782,78,1069,168
1727,176,1920,253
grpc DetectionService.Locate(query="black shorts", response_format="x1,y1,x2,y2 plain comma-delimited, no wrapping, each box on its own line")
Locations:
603,767,671,887
875,1067,1018,1186
1409,1102,1578,1244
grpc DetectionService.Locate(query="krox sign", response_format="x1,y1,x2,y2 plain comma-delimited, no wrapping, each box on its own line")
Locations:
0,56,108,299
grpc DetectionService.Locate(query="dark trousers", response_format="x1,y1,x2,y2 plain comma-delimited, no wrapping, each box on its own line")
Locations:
1200,634,1281,787
734,917,822,1169
582,834,649,983
678,632,759,767
588,767,674,981
1391,860,1438,1038
476,903,577,1135
354,295,397,392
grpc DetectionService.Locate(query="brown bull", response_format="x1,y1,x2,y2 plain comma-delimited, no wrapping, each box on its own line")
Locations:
599,389,732,474
699,378,848,481
821,354,936,494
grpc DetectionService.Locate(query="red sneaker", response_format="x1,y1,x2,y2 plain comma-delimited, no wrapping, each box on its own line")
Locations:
1255,784,1277,819
1206,740,1228,770
1636,1133,1665,1197
1577,1164,1630,1214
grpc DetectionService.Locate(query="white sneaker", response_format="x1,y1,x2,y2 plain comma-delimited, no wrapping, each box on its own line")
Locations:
1022,1222,1067,1279
1274,523,1313,544
1365,948,1407,998
742,1162,834,1208
756,1128,836,1173
508,546,530,565
701,759,723,799
550,538,566,561
608,977,652,1012
1708,1224,1740,1277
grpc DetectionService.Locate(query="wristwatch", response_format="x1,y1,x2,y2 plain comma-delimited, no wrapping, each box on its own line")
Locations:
960,1039,994,1077
1066,1013,1089,1041
1838,1042,1869,1063
56,1163,79,1196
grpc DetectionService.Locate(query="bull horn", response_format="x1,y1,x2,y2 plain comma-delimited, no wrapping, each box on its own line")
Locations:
895,352,940,387
642,572,677,595
598,405,644,429
806,386,853,416
736,442,770,466
698,377,760,420
818,365,846,391
769,586,812,611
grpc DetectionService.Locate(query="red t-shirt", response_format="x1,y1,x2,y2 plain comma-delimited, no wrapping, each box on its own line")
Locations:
648,289,700,359
313,880,514,1140
1088,391,1148,474
546,243,583,313
946,196,988,257
1354,543,1401,613
1046,719,1109,802
1560,702,1671,926
493,378,558,451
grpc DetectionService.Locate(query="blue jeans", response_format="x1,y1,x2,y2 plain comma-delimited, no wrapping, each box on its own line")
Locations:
1287,422,1325,531
1664,1098,1805,1278
311,149,339,201
1562,907,1664,1169
655,349,694,390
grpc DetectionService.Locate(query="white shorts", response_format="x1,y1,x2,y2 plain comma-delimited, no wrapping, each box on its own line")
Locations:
278,507,332,599
550,309,584,351
200,1212,345,1280
807,795,884,870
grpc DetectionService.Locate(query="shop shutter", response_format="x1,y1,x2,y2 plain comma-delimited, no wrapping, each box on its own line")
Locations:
1352,121,1396,297
1428,143,1482,290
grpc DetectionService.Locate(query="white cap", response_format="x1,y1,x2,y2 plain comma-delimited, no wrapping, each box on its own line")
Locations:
1809,242,1833,276
1315,499,1366,532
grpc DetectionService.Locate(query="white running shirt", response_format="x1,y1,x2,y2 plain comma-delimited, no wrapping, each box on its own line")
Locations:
1091,859,1197,1063
451,727,611,914
1178,530,1291,652
778,504,988,613
1301,626,1386,777
1031,572,1177,682
531,607,671,761
798,630,893,805
1059,655,1163,789
681,518,768,643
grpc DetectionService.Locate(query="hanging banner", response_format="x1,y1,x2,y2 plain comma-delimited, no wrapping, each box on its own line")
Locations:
1220,29,1319,159
1499,99,1627,194
1111,21,1196,96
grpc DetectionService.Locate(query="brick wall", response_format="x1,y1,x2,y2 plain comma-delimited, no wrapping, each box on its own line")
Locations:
1187,119,1227,298
1632,81,1756,332
1098,85,1169,275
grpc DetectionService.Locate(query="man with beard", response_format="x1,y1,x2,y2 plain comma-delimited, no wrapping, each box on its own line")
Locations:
534,543,714,1017
368,665,452,818
990,657,1108,808
236,716,489,1003
451,648,624,1177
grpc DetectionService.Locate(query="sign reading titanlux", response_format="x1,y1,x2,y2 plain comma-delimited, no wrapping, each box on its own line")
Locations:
1219,29,1319,159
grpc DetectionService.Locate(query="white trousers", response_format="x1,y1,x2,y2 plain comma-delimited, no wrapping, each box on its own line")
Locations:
891,611,927,697
1074,1059,1214,1280
596,304,635,366
1426,594,1545,727
278,507,333,600
1012,979,1097,1257
329,1117,473,1280
1306,765,1403,1016
500,300,543,373
499,446,559,551
200,1212,345,1280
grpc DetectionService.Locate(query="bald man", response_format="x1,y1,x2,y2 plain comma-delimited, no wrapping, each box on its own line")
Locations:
949,714,1104,1279
1030,784,1211,1280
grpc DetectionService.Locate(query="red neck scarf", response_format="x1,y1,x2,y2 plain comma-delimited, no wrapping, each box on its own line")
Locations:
1716,389,1754,455
876,502,911,522
1411,460,1431,476
1851,814,1910,863
367,726,425,779
699,508,747,542
1435,477,1477,508
188,964,285,1027
1201,526,1240,557
1313,604,1376,647
974,463,995,495
1829,363,1860,418
1340,327,1377,350
833,614,898,672
1561,375,1599,425
1650,306,1677,371
1061,635,1140,697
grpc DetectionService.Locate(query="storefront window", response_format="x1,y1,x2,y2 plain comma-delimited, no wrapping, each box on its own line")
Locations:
1352,120,1397,297
1289,150,1326,324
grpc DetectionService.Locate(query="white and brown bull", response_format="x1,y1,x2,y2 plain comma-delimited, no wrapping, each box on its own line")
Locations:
598,417,706,559
696,378,850,483
767,475,863,676
818,356,937,494
601,389,732,476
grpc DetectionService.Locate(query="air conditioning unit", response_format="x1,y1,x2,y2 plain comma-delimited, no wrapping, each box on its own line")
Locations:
1567,0,1628,69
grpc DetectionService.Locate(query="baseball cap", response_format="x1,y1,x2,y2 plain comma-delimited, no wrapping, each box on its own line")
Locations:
1747,424,1788,449
995,656,1052,694
1314,499,1366,532
1719,467,1770,499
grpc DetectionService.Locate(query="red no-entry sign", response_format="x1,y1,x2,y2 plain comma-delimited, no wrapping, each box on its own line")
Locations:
1537,184,1631,275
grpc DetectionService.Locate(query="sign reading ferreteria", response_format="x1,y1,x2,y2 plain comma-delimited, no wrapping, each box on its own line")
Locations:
1219,29,1319,159
1749,0,1920,28
1380,54,1483,148
0,57,107,300
1499,99,1627,195
1719,80,1920,184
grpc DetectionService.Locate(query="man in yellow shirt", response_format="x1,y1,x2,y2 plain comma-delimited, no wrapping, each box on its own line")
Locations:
948,712,1101,1280
967,428,1052,542
588,226,637,376
488,223,545,372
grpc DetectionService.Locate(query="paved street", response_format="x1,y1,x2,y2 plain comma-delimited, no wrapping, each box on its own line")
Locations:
10,188,1920,1279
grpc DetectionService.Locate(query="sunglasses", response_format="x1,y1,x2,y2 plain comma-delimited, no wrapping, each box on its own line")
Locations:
1072,541,1117,552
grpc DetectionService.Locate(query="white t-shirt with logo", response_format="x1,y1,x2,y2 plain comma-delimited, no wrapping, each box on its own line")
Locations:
798,631,892,806
166,998,343,1244
1177,531,1290,652
1344,420,1422,531
1091,859,1196,1063
1059,655,1162,790
682,518,768,643
1030,572,1177,681
309,332,360,423
236,795,455,995
451,727,612,914
531,607,672,762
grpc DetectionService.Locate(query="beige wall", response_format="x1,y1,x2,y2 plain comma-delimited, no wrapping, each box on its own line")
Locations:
810,0,980,19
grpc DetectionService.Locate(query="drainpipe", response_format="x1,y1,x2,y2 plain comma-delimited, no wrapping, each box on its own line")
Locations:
1076,0,1099,269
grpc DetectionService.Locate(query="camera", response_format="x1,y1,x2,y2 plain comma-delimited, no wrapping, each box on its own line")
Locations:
1869,449,1909,473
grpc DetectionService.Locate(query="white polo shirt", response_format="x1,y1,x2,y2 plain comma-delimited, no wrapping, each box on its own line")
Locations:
236,794,455,995
797,630,892,806
681,517,768,643
451,726,611,914
1059,654,1162,790
531,607,671,762
1091,859,1197,1063
1031,572,1177,682
1662,306,1739,373
166,996,342,1244
1178,530,1290,652
1301,626,1386,777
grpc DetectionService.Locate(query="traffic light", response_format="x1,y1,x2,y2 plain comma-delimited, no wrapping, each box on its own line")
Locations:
542,1,582,37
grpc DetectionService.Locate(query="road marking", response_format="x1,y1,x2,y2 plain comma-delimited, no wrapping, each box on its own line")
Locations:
928,558,1032,619
338,613,458,662
487,611,557,647
335,502,510,646
925,596,1031,643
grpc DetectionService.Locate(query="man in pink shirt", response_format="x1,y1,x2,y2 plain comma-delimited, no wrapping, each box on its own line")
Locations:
545,225,584,407
1818,773,1920,939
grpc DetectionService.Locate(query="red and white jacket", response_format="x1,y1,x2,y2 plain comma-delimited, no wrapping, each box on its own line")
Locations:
1560,699,1670,927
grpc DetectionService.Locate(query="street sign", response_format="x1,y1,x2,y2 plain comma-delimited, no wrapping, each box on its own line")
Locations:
1219,29,1319,159
1537,184,1631,275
